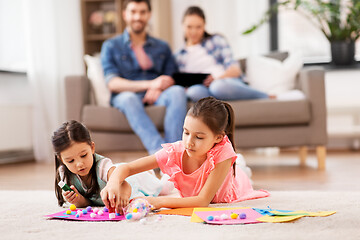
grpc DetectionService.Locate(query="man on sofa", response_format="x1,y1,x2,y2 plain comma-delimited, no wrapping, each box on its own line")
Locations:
101,0,187,154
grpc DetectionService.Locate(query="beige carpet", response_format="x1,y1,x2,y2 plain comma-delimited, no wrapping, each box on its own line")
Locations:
0,190,359,240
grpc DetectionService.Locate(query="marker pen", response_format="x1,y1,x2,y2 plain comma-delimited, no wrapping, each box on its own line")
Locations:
58,180,75,192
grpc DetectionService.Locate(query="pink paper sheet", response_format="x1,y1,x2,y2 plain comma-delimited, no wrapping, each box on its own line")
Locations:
194,208,263,225
44,210,125,221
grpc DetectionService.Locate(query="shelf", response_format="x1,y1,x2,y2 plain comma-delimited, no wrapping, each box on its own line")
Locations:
83,0,114,2
86,33,116,41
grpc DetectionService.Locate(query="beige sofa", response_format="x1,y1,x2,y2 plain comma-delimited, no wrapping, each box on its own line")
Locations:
65,52,327,169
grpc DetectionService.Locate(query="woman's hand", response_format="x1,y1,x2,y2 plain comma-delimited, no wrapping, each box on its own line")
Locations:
203,74,215,87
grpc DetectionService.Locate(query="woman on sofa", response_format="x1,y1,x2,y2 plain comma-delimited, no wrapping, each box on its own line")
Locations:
175,6,270,102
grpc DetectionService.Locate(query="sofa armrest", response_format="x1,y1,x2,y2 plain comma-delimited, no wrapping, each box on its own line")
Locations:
65,75,91,121
298,67,328,144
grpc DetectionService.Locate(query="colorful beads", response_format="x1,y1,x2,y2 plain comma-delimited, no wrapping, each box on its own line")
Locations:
230,213,238,219
124,198,153,221
66,210,72,215
69,204,76,211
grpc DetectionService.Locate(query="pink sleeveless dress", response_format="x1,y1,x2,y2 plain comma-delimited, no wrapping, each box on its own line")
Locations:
155,136,269,203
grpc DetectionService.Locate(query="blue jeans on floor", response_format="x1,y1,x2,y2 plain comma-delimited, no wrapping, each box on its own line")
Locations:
186,77,268,102
111,85,187,154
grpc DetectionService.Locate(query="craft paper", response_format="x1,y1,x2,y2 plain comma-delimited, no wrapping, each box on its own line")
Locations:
257,210,336,223
157,208,194,216
257,215,305,223
195,208,263,225
191,207,248,223
44,210,125,221
270,210,336,217
253,207,293,216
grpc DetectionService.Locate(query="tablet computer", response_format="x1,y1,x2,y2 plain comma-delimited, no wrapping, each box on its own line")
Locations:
172,72,209,87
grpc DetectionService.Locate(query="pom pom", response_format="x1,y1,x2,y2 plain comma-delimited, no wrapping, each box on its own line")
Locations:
97,210,104,216
239,213,247,219
125,213,133,220
82,209,88,214
220,214,228,220
103,207,109,212
86,206,92,212
90,213,96,218
214,216,220,221
66,210,72,215
69,204,76,211
230,213,238,219
207,215,214,221
93,207,99,214
75,214,80,218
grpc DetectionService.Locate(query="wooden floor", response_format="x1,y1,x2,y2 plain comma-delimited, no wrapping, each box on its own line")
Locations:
0,149,359,191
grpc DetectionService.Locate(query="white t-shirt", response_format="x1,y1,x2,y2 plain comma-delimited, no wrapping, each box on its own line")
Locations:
59,157,113,186
182,44,225,78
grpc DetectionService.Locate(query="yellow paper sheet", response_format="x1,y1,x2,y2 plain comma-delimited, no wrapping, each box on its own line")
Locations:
257,215,305,223
191,207,248,223
257,210,336,223
270,210,336,217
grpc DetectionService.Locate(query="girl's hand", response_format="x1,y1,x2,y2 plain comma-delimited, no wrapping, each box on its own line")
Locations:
63,185,81,204
145,196,162,210
100,183,119,210
203,75,215,87
116,181,132,213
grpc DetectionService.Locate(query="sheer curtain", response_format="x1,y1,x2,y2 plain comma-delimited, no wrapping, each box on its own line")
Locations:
23,0,84,162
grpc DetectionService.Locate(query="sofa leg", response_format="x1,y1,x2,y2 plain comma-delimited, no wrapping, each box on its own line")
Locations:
316,145,326,170
299,146,307,166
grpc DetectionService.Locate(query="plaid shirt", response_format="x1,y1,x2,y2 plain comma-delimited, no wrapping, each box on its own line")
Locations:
175,34,237,72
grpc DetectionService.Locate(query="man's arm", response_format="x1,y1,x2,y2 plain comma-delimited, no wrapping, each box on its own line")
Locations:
107,76,152,93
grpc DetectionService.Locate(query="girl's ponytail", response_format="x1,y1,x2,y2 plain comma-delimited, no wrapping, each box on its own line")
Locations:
223,102,235,151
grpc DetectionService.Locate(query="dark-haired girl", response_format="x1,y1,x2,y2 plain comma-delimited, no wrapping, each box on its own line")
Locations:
52,120,169,208
101,97,269,213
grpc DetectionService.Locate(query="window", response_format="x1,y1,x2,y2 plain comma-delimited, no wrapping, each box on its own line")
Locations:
0,0,27,72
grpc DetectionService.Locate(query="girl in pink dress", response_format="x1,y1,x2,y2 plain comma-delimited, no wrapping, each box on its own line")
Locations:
101,97,269,211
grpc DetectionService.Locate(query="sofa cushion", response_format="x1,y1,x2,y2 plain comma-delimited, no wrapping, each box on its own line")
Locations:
82,105,166,132
246,52,303,95
229,99,311,127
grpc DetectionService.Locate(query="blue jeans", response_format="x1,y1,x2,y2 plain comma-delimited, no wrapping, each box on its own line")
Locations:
186,77,268,102
111,85,187,154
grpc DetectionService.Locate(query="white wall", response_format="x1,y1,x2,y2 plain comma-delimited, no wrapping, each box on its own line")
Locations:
170,0,270,58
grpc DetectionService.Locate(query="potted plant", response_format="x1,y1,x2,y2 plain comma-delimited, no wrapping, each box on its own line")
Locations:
243,0,360,65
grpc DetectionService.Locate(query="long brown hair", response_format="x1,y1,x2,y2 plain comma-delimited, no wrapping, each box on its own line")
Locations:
52,120,99,206
187,97,236,174
182,6,212,41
